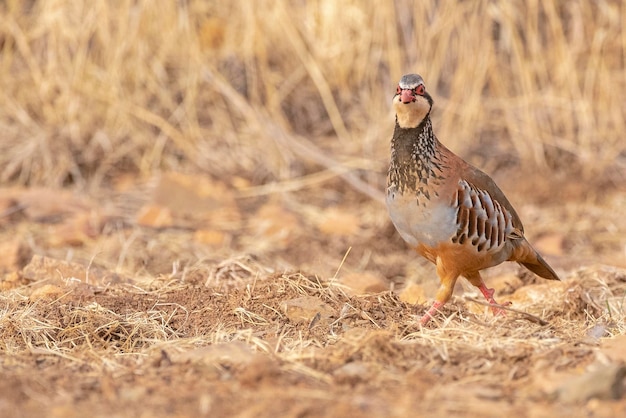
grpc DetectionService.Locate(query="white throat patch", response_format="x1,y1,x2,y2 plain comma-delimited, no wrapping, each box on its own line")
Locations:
393,95,430,129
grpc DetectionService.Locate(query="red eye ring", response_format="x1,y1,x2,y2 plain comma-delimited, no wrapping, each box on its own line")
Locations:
415,85,425,95
396,86,401,94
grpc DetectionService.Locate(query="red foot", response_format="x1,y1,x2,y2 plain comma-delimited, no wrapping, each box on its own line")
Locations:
478,283,511,316
489,303,510,316
419,300,444,325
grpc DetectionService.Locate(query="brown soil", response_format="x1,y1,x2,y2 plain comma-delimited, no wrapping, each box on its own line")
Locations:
1,179,625,418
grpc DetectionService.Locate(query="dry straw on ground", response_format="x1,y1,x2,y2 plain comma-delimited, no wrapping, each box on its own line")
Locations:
1,1,625,417
1,0,624,188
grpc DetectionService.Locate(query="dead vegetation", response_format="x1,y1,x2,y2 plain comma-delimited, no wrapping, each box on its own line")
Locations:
1,0,624,189
1,1,626,417
1,263,626,417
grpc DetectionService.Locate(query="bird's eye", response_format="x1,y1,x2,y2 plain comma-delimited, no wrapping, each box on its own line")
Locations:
415,85,425,95
396,86,401,95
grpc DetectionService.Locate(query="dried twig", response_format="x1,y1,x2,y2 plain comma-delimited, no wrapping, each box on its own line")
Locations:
464,297,549,326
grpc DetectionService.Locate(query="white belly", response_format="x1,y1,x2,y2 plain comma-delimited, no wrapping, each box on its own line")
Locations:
386,190,457,248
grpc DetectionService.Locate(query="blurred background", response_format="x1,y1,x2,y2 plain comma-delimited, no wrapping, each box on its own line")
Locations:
1,0,624,281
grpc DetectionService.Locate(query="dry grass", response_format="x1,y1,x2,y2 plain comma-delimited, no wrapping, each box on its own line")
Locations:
1,266,625,416
1,1,626,417
0,0,624,190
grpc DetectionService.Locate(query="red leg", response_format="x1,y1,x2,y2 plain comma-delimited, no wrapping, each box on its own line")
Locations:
466,272,510,316
420,300,444,325
477,281,511,315
420,262,459,325
477,282,496,304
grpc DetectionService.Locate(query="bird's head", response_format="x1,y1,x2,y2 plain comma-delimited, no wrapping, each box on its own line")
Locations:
393,74,433,129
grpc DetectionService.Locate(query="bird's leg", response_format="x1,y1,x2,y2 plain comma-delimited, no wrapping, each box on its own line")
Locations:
466,272,510,316
477,282,497,304
420,300,444,325
420,261,458,325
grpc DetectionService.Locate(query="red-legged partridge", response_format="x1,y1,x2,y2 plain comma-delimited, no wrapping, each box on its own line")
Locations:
386,73,560,325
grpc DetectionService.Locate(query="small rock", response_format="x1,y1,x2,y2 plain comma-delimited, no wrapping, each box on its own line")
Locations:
136,204,173,228
244,202,300,251
13,187,93,221
508,281,569,307
316,207,361,236
29,284,64,300
600,335,626,363
150,172,241,226
399,283,427,305
556,363,626,403
585,323,609,341
0,238,31,271
340,272,388,295
280,296,334,325
333,361,371,385
23,255,90,283
238,356,281,387
50,211,105,246
22,255,123,286
533,233,565,256
194,229,227,246
174,342,256,366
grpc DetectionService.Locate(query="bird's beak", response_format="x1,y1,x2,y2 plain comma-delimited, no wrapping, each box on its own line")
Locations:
399,89,416,104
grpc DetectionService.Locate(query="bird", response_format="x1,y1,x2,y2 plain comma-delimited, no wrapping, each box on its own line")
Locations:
386,73,560,325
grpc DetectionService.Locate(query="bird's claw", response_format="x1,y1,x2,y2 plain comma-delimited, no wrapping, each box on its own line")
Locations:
489,300,511,316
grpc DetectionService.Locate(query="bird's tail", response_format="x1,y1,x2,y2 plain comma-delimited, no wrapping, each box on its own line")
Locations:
511,239,560,281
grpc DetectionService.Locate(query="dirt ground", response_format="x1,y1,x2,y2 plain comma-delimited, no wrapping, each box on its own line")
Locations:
0,173,625,418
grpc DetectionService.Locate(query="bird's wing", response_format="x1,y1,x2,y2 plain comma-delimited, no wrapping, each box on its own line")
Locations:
436,141,525,233
458,162,524,233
